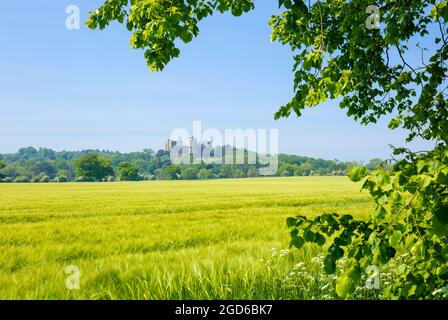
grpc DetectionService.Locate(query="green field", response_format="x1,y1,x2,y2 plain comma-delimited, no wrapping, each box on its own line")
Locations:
0,177,374,299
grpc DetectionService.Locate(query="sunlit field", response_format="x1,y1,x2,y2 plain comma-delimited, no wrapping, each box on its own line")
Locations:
0,177,375,299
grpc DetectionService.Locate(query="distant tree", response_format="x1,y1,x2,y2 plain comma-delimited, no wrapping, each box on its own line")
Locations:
163,164,181,180
153,168,166,180
143,148,156,158
56,175,68,183
181,166,199,180
37,148,56,160
156,150,171,168
0,161,5,179
133,158,157,173
54,160,74,179
56,169,70,179
232,167,245,178
118,162,140,181
247,166,258,177
278,163,297,176
365,158,389,171
75,154,114,181
218,165,233,178
17,147,38,160
198,168,213,180
298,163,313,176
32,160,56,178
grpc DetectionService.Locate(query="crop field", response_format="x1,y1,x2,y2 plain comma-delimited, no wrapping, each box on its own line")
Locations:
0,177,374,299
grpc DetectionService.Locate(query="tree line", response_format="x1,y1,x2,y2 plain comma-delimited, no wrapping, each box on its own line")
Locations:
0,146,389,183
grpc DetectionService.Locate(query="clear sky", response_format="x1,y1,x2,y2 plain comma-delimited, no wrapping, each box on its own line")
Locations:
0,1,434,161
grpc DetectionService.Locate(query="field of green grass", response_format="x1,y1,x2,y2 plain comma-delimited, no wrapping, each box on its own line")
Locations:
0,177,375,299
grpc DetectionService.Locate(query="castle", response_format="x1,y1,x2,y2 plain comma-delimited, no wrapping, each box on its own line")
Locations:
164,137,213,154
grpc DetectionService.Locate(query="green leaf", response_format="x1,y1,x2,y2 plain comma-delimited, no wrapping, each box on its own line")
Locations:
303,229,316,242
436,167,448,184
389,230,402,248
323,255,336,274
348,166,368,182
431,206,448,237
336,271,356,298
416,160,427,173
286,217,297,228
291,236,305,249
329,245,344,260
315,232,326,246
410,241,424,257
388,117,402,129
433,204,448,224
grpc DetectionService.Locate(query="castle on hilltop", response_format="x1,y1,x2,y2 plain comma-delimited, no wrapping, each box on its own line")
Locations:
164,137,213,154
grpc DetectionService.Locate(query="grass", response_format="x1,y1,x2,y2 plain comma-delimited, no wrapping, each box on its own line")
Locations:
0,177,374,299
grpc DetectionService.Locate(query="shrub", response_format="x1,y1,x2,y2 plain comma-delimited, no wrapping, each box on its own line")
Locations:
198,169,212,180
118,162,139,181
58,175,68,183
75,154,114,181
181,167,199,180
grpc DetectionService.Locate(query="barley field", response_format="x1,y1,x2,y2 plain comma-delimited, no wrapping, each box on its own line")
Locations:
0,177,374,299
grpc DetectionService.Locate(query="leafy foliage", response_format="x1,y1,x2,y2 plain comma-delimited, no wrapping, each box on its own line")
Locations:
288,147,448,299
86,0,255,71
198,168,213,179
118,162,140,181
269,1,448,145
181,166,200,180
271,0,448,299
75,154,114,182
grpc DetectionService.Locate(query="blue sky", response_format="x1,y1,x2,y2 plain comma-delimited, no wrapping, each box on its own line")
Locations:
0,1,434,161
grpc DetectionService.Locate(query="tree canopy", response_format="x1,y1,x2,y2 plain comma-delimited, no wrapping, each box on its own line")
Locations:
118,161,140,181
75,154,114,182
